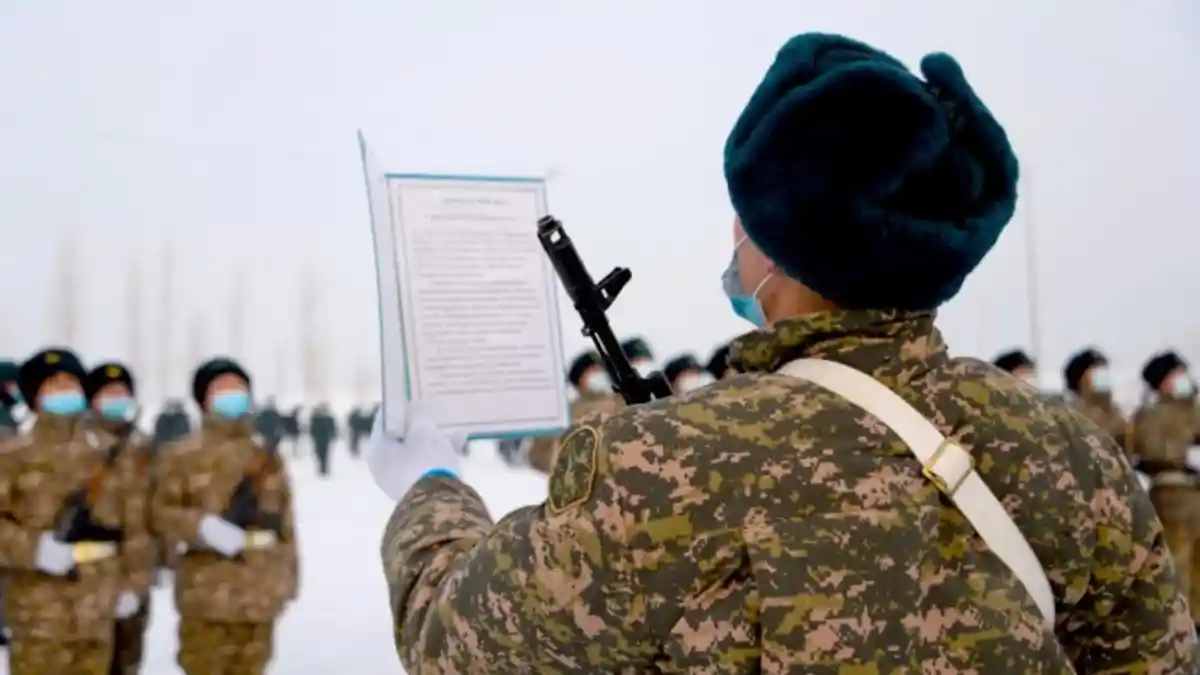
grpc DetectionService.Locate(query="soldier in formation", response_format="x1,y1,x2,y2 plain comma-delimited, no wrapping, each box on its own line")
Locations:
1062,347,1128,447
308,402,337,477
525,350,623,474
280,406,301,456
346,405,374,458
619,336,656,378
705,343,735,381
993,348,1038,385
253,397,286,451
0,359,24,437
151,357,298,674
83,361,158,675
1131,349,1200,631
153,399,191,445
662,353,716,393
366,32,1193,672
0,348,154,674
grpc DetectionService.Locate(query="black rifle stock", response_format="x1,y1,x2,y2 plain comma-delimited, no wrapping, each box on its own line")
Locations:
537,215,673,405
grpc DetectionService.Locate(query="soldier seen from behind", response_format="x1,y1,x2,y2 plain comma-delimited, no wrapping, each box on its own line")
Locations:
280,405,301,456
662,353,716,393
0,359,25,437
253,396,286,452
0,348,154,674
525,350,622,474
1131,349,1200,631
1063,347,1129,448
308,402,337,477
347,406,372,458
151,357,299,674
153,399,191,446
365,33,1193,672
83,362,157,675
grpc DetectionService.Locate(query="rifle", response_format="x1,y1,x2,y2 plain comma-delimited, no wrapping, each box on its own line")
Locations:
219,440,284,552
537,215,673,405
54,429,125,575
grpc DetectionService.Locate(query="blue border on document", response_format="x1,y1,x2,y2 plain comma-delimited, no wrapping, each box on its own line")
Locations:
384,172,569,441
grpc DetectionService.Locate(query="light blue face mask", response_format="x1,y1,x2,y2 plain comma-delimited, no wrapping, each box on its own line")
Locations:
211,391,251,419
584,371,612,393
99,396,136,421
1089,367,1113,393
1170,376,1195,399
41,391,86,416
722,236,773,328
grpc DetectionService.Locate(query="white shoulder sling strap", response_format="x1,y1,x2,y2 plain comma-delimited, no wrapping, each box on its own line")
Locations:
777,358,1055,628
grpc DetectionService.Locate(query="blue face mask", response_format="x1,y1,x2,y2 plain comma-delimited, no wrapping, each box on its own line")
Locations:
1170,376,1195,399
211,391,251,419
41,391,86,416
1089,367,1113,393
722,237,773,328
99,396,136,421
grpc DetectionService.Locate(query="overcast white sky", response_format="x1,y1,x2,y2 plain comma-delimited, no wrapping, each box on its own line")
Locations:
0,1,1197,403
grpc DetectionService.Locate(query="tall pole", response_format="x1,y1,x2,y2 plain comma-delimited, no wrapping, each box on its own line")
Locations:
1023,171,1042,364
229,263,247,359
53,230,81,347
157,243,175,402
125,257,144,372
186,310,206,373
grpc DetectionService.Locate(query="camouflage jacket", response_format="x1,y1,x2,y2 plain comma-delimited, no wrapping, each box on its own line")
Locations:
1069,393,1129,449
381,310,1194,673
0,413,154,642
526,391,624,474
1130,397,1200,471
151,416,298,623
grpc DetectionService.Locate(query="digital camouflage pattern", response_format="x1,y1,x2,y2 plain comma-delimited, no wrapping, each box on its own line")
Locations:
152,416,299,625
526,391,623,473
382,310,1195,673
1130,396,1200,623
177,617,274,674
9,637,111,674
0,413,153,646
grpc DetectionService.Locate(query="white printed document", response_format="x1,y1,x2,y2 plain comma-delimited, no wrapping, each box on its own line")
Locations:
358,133,570,440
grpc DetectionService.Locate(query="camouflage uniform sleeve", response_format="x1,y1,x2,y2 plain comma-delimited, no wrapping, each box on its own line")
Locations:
117,439,155,595
381,420,643,672
0,443,40,569
1060,414,1196,671
150,443,205,546
278,467,299,601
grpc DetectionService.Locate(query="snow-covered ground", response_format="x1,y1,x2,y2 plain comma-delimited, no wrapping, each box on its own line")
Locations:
0,441,548,674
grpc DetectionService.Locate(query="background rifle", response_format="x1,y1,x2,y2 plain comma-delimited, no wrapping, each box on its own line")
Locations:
221,440,283,535
55,428,125,578
537,215,673,405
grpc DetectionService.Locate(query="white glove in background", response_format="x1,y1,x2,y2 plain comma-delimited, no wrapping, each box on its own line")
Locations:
34,532,75,576
366,401,466,501
198,514,246,557
115,591,140,619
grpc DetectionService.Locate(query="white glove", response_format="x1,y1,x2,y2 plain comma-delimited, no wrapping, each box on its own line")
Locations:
198,514,245,557
155,567,174,587
365,401,466,501
114,591,140,619
33,532,75,576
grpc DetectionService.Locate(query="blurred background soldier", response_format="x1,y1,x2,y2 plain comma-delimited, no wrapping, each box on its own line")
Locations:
992,348,1038,385
151,357,298,675
705,343,736,381
346,406,371,458
0,348,152,674
308,402,337,477
662,353,716,393
281,405,301,456
526,350,622,474
0,359,24,437
83,361,157,675
153,399,191,446
619,336,656,377
1131,350,1200,630
1062,347,1128,448
253,396,286,452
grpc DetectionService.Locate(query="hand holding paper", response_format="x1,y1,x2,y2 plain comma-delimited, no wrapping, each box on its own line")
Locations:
366,401,468,501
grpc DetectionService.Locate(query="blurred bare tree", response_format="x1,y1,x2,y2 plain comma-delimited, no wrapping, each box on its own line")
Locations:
186,310,206,375
354,357,375,404
156,243,176,401
228,263,248,359
273,342,287,399
298,261,325,403
124,257,144,373
51,230,81,347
